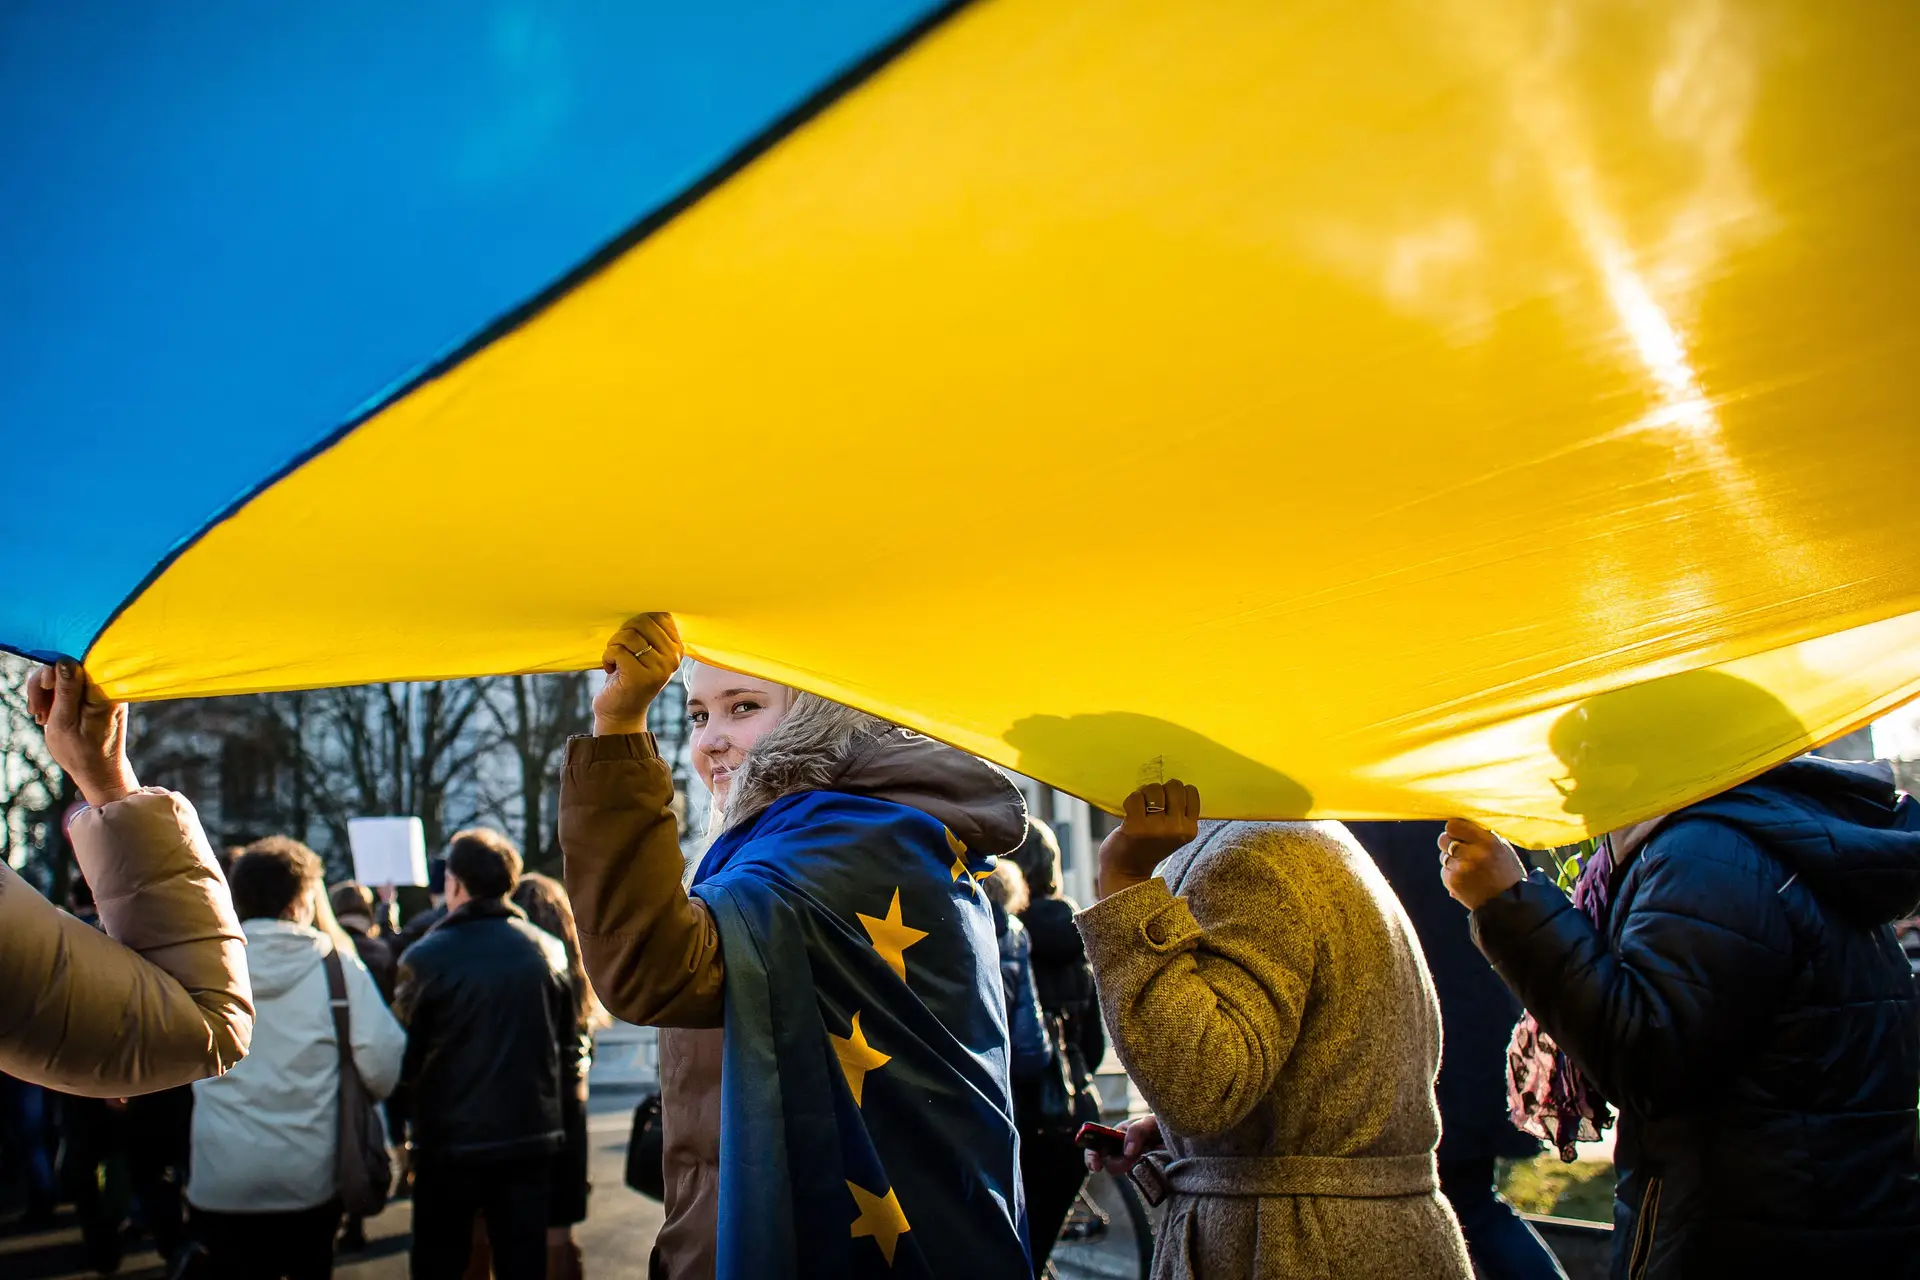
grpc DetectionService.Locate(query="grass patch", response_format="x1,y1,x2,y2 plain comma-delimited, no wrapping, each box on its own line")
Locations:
1496,1156,1616,1223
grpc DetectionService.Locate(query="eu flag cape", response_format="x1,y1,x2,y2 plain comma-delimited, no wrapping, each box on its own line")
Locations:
690,791,1028,1277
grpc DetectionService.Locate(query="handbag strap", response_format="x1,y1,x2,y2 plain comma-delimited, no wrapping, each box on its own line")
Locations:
322,946,354,1077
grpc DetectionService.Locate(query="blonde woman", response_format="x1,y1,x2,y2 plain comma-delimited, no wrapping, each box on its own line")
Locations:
563,614,1030,1278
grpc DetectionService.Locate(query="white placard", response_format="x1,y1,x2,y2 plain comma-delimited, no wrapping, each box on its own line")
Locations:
347,816,429,888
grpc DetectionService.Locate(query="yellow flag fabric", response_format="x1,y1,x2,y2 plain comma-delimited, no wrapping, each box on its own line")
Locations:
88,0,1920,845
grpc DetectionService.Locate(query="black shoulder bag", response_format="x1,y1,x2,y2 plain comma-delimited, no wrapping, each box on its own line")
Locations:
625,1091,666,1200
323,948,393,1216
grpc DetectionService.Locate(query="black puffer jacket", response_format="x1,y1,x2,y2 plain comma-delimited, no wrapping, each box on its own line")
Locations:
392,898,576,1167
1473,757,1920,1278
1350,821,1538,1164
1021,894,1105,1073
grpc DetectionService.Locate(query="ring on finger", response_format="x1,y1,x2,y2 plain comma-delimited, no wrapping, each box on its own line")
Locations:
1144,800,1166,815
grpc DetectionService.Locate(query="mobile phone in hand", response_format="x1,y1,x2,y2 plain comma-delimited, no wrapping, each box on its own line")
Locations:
1073,1121,1129,1159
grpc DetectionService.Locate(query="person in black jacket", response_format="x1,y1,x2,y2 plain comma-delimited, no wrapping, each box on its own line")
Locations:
392,829,575,1280
508,872,601,1280
1440,674,1920,1279
1351,822,1567,1280
1008,818,1106,1275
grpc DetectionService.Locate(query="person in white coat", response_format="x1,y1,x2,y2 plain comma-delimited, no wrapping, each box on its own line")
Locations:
186,836,406,1280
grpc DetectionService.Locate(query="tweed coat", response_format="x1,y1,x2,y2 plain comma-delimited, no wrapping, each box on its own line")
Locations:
1078,820,1472,1278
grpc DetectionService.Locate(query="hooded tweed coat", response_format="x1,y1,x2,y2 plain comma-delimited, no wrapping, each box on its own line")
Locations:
1077,820,1472,1279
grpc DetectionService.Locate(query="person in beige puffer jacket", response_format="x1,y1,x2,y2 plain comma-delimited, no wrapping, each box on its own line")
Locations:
0,661,252,1096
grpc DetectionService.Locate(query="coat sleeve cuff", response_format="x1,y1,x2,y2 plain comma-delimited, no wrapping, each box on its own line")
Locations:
564,732,662,766
1469,871,1569,964
1075,878,1204,965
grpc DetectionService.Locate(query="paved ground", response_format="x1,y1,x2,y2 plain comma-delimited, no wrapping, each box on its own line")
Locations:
1,1046,1164,1280
1,1050,1204,1280
0,1086,664,1280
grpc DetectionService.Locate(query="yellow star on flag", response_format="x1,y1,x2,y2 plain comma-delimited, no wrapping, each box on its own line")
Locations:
945,827,975,891
856,889,929,982
830,1011,892,1106
847,1179,911,1266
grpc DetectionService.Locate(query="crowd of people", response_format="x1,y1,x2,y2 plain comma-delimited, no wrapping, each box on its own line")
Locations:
4,614,1920,1280
0,663,602,1279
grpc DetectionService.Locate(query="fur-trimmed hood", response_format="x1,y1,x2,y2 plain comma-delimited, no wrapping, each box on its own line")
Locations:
724,694,1029,857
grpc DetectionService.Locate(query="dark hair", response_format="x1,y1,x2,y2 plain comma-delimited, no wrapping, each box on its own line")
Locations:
329,880,374,922
1008,817,1063,900
231,835,324,922
511,873,603,1030
445,827,521,900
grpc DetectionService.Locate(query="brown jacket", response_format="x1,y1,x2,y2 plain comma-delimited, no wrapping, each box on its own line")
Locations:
561,717,1026,1280
1077,820,1471,1279
0,789,252,1097
559,732,724,1278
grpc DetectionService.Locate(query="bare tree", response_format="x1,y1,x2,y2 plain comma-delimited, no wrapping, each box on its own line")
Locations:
477,668,698,872
132,680,504,877
137,692,299,843
482,673,592,870
646,672,692,789
0,657,66,892
10,663,686,887
298,681,500,859
0,659,59,843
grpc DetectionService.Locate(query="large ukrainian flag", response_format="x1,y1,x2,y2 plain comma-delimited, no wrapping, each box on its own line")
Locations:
5,1,1918,845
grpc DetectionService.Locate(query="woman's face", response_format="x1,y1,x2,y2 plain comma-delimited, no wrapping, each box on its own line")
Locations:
686,664,796,806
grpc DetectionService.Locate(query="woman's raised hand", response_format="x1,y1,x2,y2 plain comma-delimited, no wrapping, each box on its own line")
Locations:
27,661,139,808
1436,816,1527,910
1096,780,1201,898
593,613,685,737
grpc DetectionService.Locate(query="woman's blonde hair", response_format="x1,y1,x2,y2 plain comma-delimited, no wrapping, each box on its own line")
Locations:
308,878,359,959
720,692,894,831
983,859,1030,916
